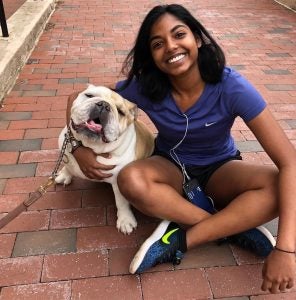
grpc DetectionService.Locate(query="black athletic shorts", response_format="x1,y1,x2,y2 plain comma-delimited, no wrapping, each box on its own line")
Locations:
152,148,242,190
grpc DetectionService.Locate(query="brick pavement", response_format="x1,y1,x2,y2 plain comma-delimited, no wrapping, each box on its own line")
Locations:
2,0,26,19
0,0,296,299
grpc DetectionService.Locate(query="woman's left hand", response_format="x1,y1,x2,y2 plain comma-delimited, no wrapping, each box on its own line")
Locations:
261,249,295,293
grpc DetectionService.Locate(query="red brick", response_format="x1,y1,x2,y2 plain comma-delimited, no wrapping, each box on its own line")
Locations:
29,190,82,210
206,265,266,298
0,210,50,234
141,269,211,300
0,256,43,286
4,177,55,194
1,104,16,112
77,226,138,251
81,185,115,208
176,242,236,270
50,207,105,229
55,177,99,192
31,110,65,120
109,247,138,275
41,138,59,150
4,96,37,105
251,292,296,299
42,251,108,281
0,152,19,164
0,129,24,140
230,244,265,266
71,276,142,300
0,179,6,194
0,281,71,300
35,161,58,176
24,128,62,139
2,0,27,19
0,194,27,212
9,119,48,130
15,103,50,112
77,224,156,251
48,118,66,128
19,149,59,163
0,233,16,258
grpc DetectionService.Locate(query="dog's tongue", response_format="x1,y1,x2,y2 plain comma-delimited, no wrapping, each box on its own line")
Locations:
85,120,102,133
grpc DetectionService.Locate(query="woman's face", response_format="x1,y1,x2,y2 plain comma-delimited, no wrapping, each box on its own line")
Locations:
149,13,201,79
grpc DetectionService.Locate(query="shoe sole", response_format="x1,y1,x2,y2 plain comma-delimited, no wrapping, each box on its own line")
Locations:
129,219,170,274
256,225,276,247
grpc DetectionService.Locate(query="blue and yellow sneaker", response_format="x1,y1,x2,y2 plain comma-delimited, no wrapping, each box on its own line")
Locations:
228,225,276,257
129,220,187,274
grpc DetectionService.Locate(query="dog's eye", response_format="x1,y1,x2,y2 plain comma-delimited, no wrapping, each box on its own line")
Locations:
117,109,125,116
85,93,94,98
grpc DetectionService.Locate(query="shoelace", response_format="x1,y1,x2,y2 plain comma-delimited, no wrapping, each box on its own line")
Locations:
155,247,184,266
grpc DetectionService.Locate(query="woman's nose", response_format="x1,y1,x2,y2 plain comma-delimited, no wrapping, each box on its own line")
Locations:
166,38,177,52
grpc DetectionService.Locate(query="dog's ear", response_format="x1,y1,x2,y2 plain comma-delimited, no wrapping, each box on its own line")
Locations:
122,98,138,119
87,83,96,89
130,102,138,120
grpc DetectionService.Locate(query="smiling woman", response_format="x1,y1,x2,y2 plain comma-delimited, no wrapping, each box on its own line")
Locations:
67,4,296,294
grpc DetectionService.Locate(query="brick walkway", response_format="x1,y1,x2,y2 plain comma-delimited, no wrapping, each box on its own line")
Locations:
2,0,26,19
0,0,296,299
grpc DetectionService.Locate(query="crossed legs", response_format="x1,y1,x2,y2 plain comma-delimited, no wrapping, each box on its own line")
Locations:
117,156,279,249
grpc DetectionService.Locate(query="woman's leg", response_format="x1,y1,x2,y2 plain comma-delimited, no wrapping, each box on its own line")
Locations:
122,158,279,273
118,155,212,223
119,157,279,246
186,160,279,248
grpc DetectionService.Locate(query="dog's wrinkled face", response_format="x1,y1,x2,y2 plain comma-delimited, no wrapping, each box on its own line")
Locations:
71,85,137,142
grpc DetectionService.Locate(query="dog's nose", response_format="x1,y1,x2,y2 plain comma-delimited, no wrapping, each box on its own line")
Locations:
96,101,110,112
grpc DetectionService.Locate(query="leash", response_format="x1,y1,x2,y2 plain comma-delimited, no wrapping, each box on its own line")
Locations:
0,128,71,230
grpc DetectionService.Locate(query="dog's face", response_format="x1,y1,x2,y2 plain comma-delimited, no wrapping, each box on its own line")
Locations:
71,85,137,143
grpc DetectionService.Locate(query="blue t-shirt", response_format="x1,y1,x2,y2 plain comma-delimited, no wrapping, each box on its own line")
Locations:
116,67,266,166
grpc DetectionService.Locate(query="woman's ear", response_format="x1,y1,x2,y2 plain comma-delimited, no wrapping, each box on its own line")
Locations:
194,34,202,48
196,36,202,48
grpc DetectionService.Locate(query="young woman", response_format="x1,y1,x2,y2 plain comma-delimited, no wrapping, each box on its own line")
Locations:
67,4,296,294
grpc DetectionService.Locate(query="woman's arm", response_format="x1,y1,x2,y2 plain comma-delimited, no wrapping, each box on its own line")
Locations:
247,107,296,293
66,91,115,180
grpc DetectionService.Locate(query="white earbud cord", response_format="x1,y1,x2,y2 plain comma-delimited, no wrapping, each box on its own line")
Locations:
169,113,190,184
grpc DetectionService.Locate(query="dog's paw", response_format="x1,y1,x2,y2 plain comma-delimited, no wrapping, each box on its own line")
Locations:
55,172,72,185
117,213,137,235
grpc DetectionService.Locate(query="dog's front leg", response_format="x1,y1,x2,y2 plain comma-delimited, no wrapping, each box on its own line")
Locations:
112,183,137,234
55,166,73,185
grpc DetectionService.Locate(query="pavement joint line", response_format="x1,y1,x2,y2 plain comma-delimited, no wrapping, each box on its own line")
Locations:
0,0,57,105
274,0,296,12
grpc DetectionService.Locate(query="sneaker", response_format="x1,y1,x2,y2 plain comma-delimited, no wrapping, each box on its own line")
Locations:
228,225,276,257
129,220,186,274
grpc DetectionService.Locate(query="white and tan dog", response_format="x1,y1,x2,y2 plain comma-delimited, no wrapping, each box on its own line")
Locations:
55,85,154,234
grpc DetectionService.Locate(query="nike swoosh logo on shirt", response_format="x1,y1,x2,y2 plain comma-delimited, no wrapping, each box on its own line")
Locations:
205,122,216,127
162,228,179,244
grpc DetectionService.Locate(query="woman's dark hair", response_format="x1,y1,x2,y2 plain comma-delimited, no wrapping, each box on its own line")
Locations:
118,4,225,102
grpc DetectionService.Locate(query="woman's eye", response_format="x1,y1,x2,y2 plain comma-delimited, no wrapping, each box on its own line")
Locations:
85,93,94,98
176,32,186,39
151,41,162,49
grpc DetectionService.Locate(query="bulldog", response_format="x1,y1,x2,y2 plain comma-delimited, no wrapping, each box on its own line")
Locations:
55,85,155,234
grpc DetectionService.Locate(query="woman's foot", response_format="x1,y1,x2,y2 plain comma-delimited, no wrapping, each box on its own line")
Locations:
129,220,187,274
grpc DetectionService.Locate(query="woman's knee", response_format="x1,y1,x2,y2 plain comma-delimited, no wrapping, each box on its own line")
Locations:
117,165,150,201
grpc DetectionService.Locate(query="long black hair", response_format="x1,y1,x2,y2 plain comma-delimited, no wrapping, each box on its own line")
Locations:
118,4,226,102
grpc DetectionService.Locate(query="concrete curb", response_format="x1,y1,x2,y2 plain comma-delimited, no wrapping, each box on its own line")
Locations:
0,0,57,105
274,0,296,12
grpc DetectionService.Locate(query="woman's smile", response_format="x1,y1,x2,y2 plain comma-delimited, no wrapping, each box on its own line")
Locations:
167,53,186,64
149,13,199,78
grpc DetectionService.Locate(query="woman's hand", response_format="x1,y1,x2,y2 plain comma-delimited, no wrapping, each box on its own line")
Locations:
73,146,115,180
261,249,295,293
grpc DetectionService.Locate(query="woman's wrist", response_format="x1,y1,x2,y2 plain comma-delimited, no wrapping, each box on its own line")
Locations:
273,246,296,254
